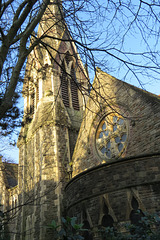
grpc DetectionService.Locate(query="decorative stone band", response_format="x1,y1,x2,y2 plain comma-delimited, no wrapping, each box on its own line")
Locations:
65,153,160,212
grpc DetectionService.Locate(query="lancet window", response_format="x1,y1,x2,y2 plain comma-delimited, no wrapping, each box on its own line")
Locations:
82,209,93,240
61,60,70,108
130,197,144,225
71,64,79,110
101,198,114,228
60,54,79,110
27,78,39,115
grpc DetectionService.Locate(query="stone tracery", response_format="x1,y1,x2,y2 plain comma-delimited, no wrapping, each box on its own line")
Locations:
96,114,128,160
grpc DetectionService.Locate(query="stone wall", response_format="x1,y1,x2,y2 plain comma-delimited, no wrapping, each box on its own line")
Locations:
16,36,88,239
65,153,160,239
72,69,160,176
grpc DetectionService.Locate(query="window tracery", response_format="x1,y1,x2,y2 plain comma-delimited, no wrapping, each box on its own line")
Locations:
96,114,128,160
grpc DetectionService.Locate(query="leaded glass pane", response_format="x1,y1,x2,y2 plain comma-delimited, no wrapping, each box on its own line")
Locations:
101,147,106,154
104,130,109,136
102,123,106,130
122,134,127,142
113,116,118,123
107,141,111,149
115,136,120,143
113,125,117,132
118,143,123,152
99,132,103,138
106,150,111,158
118,119,124,125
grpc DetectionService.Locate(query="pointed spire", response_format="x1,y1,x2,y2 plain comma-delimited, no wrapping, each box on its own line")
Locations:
38,0,65,40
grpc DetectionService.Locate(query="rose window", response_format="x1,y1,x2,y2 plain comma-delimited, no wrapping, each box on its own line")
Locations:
96,114,128,160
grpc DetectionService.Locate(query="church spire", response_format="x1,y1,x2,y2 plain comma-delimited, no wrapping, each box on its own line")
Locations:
37,0,65,46
16,1,89,239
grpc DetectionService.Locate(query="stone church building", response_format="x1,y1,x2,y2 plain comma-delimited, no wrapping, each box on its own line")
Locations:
0,1,160,240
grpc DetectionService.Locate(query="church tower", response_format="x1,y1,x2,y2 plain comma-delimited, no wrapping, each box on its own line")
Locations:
17,1,88,239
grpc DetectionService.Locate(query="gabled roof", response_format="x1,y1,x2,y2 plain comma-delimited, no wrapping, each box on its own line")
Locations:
95,68,160,103
72,68,160,177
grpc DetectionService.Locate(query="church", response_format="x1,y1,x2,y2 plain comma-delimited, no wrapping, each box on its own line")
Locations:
0,1,160,240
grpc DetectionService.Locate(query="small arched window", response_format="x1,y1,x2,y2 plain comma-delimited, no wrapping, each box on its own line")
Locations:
130,197,144,226
101,199,114,228
82,220,93,240
82,209,93,240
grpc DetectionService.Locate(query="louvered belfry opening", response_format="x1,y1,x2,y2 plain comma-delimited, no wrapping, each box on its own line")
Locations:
61,60,70,108
71,64,79,110
60,55,80,110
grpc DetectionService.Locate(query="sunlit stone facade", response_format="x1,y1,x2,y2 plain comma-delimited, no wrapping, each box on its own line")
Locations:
1,2,160,240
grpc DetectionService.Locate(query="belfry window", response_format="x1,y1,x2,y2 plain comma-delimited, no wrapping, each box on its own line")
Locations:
61,60,70,108
71,64,79,110
60,55,79,110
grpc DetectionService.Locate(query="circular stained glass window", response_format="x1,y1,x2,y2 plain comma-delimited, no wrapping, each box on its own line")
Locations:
96,114,128,160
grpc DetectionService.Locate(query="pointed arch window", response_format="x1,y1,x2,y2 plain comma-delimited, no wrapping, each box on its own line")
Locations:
101,198,114,228
130,197,144,226
60,55,79,110
71,64,79,110
61,60,70,108
82,209,93,240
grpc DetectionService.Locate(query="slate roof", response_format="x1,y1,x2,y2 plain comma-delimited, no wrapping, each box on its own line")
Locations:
96,68,160,103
